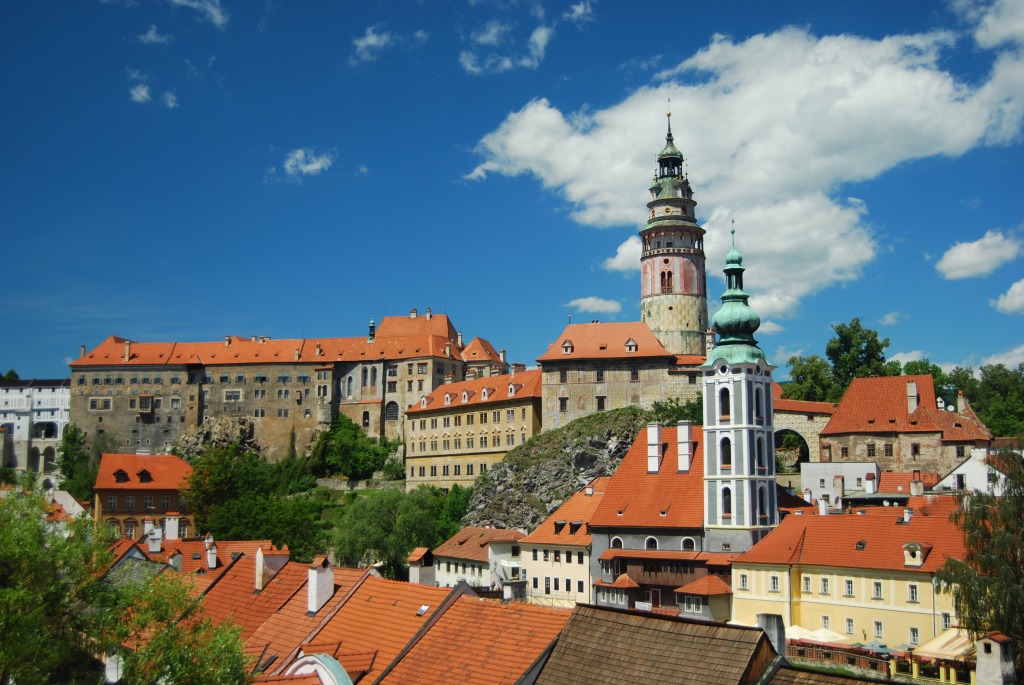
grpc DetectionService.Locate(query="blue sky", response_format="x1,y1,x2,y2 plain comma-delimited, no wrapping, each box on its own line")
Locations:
3,0,1023,380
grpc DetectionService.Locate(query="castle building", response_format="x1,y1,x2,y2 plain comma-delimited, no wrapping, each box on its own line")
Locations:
69,308,506,459
538,115,709,431
0,378,70,482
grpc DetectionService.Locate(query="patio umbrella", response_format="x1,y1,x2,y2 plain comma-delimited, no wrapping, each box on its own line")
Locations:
804,628,850,644
786,625,811,640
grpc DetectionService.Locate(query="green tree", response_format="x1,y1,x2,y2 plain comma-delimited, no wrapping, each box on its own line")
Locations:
782,354,836,402
3,369,18,381
902,358,953,399
310,415,398,480
825,317,892,394
57,423,105,502
437,484,473,542
945,364,1024,437
936,447,1024,669
649,396,703,425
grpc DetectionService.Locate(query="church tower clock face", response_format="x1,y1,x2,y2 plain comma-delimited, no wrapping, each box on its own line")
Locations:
639,112,708,356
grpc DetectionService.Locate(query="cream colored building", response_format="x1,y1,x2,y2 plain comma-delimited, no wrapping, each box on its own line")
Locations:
404,369,542,490
731,501,961,649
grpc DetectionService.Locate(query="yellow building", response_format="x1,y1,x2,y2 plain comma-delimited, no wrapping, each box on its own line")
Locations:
731,497,961,649
404,369,542,490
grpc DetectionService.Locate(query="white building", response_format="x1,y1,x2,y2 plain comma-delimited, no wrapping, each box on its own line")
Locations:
432,527,525,595
0,378,70,483
934,447,1007,495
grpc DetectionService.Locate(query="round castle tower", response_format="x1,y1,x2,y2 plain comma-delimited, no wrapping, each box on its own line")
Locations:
639,112,708,356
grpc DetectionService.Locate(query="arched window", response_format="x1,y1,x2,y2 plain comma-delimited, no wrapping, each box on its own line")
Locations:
362,411,370,427
754,387,764,421
756,438,765,470
681,537,696,551
385,401,399,421
758,487,768,521
721,437,732,469
370,367,377,387
645,536,659,550
361,368,368,387
611,537,623,549
347,376,353,396
660,271,674,294
719,387,731,419
722,487,732,519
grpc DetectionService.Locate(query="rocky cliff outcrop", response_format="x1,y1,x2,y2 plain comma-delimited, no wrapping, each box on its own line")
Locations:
174,417,260,460
461,406,649,531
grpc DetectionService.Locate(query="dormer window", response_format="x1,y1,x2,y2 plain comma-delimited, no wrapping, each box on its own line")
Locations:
481,388,489,400
903,542,928,567
462,390,469,403
114,469,129,483
562,340,573,354
625,339,638,353
508,383,515,397
137,469,152,483
420,397,428,408
444,393,451,406
553,521,567,534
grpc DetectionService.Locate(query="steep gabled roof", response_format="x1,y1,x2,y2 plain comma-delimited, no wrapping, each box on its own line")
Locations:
674,574,732,596
460,337,504,365
536,322,673,362
590,425,704,529
432,527,525,564
406,370,541,415
94,453,191,491
200,556,309,641
521,478,609,547
376,595,570,685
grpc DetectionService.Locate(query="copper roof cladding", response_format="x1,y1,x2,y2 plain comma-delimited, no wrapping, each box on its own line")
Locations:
536,322,674,362
376,595,570,685
733,505,965,574
589,425,705,530
306,576,453,682
94,453,192,491
520,478,609,547
821,375,990,441
432,527,526,564
405,369,542,415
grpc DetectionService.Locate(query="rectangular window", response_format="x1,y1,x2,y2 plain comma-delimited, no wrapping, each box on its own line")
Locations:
553,577,559,591
630,368,639,382
597,396,606,411
532,577,538,589
739,573,748,590
911,443,921,456
578,580,584,593
845,579,854,597
909,584,918,603
559,370,567,383
481,463,487,473
225,390,241,402
506,409,514,422
143,496,153,508
544,577,551,595
161,495,170,510
802,576,811,593
532,548,538,561
480,436,488,448
821,577,830,594
387,381,397,392
884,443,893,457
822,616,830,630
277,408,289,417
543,549,549,562
418,467,425,477
770,575,779,592
596,369,604,382
443,417,450,428
466,414,474,425
125,496,135,510
466,464,473,476
554,550,560,562
867,443,876,457
578,551,584,564
506,434,514,446
454,465,461,476
873,581,883,599
170,397,181,410
841,446,849,458
956,445,965,457
846,618,854,635
942,612,951,630
558,397,568,412
910,627,919,645
107,495,117,510
874,621,884,638
442,465,449,476
417,363,427,374
479,412,487,424
430,465,437,477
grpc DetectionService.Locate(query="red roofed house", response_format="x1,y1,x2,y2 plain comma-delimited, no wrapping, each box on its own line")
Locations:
432,527,526,595
519,477,608,607
93,452,191,540
820,375,992,475
69,307,507,459
404,369,542,490
731,504,964,651
537,118,711,431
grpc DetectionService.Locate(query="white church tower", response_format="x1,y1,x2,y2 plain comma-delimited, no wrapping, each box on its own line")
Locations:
701,227,778,553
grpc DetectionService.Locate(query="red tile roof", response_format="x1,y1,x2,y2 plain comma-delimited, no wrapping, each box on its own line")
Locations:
590,425,704,529
376,595,570,685
772,382,837,415
734,506,964,573
877,471,940,494
407,547,430,564
201,556,309,641
94,453,192,492
147,538,279,572
674,574,732,596
821,376,991,442
306,576,453,682
406,370,541,415
593,573,640,589
433,527,525,564
461,337,504,365
520,478,609,547
536,322,673,362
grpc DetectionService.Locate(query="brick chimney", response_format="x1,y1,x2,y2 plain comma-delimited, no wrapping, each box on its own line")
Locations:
647,423,663,473
307,556,334,614
677,420,692,472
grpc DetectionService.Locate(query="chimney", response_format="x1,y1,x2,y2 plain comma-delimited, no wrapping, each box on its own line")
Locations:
818,499,830,516
294,348,300,361
425,307,432,320
316,343,322,357
80,344,86,358
499,349,507,364
676,420,692,472
124,341,131,362
255,545,289,592
756,614,786,656
204,532,214,550
143,518,154,536
147,527,163,554
207,543,217,570
647,423,663,473
307,556,334,614
410,308,417,318
511,362,526,373
903,507,913,524
224,336,230,347
865,473,876,494
804,488,813,502
444,372,453,385
445,343,452,357
164,513,180,541
457,331,463,347
907,381,919,413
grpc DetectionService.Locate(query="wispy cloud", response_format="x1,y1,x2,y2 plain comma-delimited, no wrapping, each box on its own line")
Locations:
169,0,229,29
161,91,179,109
563,1,595,26
139,24,173,44
992,278,1024,314
355,164,369,176
890,350,925,364
129,83,152,103
982,343,1024,367
472,21,511,46
566,296,621,314
265,147,336,184
350,24,427,65
878,311,905,325
936,229,1021,279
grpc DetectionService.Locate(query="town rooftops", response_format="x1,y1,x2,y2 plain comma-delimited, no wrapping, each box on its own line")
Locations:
0,378,70,388
520,477,609,547
406,369,542,415
590,424,705,529
200,556,309,641
94,453,192,491
536,322,674,362
432,527,526,564
877,471,940,493
734,505,965,573
772,381,837,415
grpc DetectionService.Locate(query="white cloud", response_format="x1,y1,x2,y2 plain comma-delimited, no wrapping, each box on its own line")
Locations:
956,0,1024,48
879,311,906,325
982,343,1024,367
759,321,783,334
169,0,228,29
468,26,1024,317
129,83,151,103
992,278,1024,314
563,1,595,25
283,148,335,177
161,91,179,109
890,350,926,364
566,296,621,314
602,235,641,272
472,21,511,46
935,230,1021,279
523,26,553,67
352,25,393,63
460,23,554,75
355,164,369,176
139,24,173,44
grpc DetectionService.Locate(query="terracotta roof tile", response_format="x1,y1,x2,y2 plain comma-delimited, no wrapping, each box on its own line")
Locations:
674,574,732,596
536,322,673,362
593,573,640,589
461,337,504,364
520,478,609,547
432,527,525,564
406,370,541,415
147,539,278,573
94,453,191,492
201,557,309,641
407,547,429,564
377,595,570,685
877,471,940,494
590,425,704,529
